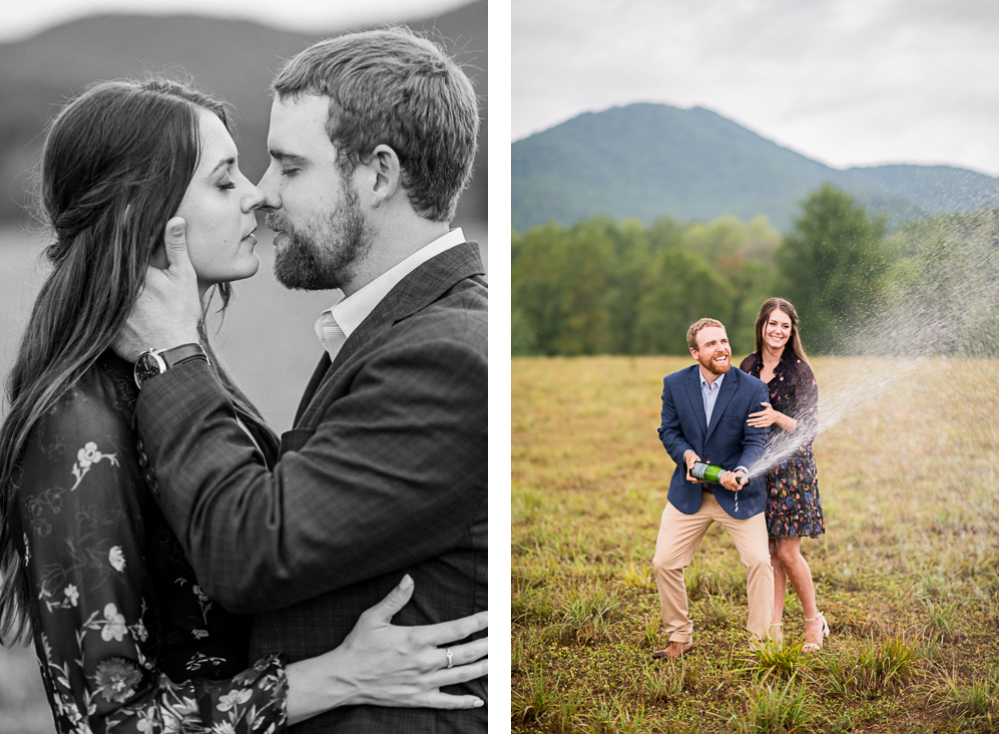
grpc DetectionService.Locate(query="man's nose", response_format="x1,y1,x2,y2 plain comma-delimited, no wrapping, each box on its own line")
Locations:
256,166,281,211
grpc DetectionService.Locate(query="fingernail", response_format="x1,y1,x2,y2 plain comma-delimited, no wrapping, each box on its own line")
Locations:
473,699,484,707
400,574,413,590
170,224,183,236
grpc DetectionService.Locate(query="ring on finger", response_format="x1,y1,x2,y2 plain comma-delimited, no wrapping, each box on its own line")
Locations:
446,647,453,669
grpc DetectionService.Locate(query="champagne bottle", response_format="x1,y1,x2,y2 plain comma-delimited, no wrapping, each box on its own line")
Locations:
691,462,746,485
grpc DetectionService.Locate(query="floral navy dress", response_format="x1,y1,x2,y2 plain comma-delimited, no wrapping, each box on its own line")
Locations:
739,349,824,539
9,352,289,733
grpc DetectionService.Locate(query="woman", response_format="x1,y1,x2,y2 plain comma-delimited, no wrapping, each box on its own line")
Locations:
0,79,486,732
739,297,828,651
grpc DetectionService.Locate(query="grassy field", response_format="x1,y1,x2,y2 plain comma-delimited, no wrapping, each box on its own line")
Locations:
512,356,998,734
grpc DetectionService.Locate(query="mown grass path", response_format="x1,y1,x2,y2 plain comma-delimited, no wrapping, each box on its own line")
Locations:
512,356,998,733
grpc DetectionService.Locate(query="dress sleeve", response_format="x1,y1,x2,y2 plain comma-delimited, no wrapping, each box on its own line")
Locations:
15,388,288,734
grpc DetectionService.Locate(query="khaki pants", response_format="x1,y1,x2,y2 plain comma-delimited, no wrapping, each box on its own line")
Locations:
652,491,774,642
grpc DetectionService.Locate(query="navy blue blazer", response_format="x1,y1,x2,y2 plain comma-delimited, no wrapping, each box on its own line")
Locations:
137,243,487,733
657,364,770,519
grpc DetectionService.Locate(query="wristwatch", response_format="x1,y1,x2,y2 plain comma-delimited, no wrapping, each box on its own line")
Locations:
134,343,210,388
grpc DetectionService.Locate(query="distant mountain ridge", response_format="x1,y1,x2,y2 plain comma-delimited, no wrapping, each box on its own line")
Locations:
511,103,997,232
0,1,487,225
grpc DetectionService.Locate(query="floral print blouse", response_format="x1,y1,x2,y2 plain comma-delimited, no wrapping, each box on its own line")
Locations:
9,352,288,733
738,348,819,454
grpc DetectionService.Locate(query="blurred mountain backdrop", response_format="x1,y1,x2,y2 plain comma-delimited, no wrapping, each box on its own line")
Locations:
512,103,997,232
0,0,487,227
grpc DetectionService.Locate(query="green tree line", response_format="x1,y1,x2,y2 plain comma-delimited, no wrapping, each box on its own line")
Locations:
512,184,998,358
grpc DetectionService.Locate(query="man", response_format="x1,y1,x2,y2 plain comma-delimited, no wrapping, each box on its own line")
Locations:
117,29,486,732
651,318,772,659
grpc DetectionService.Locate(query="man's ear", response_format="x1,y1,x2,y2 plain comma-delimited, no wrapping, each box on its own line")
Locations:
364,144,400,208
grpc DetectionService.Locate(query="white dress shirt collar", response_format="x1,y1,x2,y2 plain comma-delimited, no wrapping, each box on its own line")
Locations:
315,228,466,360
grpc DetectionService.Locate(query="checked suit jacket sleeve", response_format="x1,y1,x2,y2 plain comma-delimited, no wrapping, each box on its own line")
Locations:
132,243,487,615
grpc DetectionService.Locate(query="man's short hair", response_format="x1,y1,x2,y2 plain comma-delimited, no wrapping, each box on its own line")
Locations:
272,27,479,223
687,318,726,350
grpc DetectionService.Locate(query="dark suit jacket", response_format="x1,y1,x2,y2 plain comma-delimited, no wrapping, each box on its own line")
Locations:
136,242,488,733
657,364,769,519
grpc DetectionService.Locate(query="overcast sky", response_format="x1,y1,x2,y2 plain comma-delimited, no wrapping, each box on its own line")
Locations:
513,0,999,176
1,0,471,42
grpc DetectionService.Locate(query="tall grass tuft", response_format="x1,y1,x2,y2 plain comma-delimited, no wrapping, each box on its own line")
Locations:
620,555,656,591
512,664,560,727
941,665,998,733
687,562,743,601
699,594,735,629
825,653,861,698
512,627,547,671
581,701,649,734
549,690,583,734
826,635,923,695
512,583,556,625
922,597,962,642
553,585,621,643
745,641,806,681
734,676,823,733
858,635,923,686
642,660,690,701
511,667,583,733
643,618,661,648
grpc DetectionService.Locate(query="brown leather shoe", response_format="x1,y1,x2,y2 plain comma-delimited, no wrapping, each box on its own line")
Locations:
652,640,694,660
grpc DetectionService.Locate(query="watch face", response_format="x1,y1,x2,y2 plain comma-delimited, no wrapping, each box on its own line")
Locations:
134,351,165,388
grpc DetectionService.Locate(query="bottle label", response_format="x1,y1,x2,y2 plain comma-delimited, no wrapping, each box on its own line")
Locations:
691,462,724,483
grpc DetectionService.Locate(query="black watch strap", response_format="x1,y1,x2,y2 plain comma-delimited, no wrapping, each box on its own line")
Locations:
134,343,209,388
160,343,210,369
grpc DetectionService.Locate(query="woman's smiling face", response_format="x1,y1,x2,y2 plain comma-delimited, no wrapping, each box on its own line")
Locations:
763,308,792,351
173,109,265,291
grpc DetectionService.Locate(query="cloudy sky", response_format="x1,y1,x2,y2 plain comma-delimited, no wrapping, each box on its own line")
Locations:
513,0,999,176
1,0,471,42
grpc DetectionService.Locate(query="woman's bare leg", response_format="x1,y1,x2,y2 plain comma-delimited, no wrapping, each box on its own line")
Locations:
769,539,786,643
774,537,824,647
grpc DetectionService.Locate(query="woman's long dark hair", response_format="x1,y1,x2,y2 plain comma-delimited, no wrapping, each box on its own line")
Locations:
0,78,261,644
753,297,810,364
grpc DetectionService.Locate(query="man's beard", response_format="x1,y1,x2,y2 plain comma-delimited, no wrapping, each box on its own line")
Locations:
700,353,731,375
267,184,373,291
